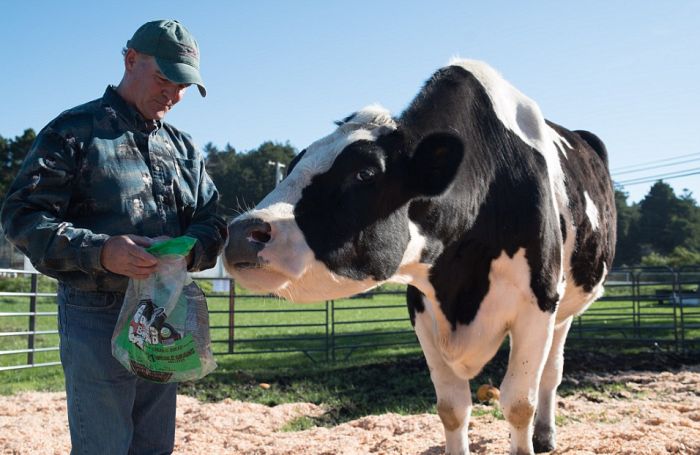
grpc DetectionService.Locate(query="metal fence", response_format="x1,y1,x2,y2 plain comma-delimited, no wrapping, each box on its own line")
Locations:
568,266,700,352
1,266,699,372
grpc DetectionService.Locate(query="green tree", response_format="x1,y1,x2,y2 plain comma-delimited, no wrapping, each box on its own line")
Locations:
641,246,700,268
634,181,700,261
671,190,700,252
613,188,641,266
206,141,297,217
0,129,36,203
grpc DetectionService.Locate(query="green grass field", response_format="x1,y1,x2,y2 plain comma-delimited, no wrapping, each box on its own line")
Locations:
1,275,699,398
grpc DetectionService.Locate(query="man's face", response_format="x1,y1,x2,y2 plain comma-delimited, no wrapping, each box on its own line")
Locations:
129,52,189,120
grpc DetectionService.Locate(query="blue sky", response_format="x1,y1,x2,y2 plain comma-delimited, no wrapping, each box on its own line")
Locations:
1,1,698,203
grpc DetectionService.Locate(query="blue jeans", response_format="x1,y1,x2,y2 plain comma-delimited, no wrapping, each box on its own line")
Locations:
57,283,177,455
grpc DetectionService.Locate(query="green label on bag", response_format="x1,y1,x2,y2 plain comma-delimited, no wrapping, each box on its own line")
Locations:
115,322,201,377
146,235,197,257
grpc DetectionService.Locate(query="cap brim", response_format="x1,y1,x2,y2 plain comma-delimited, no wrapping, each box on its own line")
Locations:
155,58,207,97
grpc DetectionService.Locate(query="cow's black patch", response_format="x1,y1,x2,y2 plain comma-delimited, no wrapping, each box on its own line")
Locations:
402,66,562,328
286,149,307,177
559,214,567,244
406,285,424,327
294,140,413,281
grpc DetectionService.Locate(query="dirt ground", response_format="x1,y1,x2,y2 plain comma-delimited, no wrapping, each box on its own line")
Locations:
1,366,698,455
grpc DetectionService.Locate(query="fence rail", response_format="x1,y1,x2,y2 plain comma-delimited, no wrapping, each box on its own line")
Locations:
1,266,699,371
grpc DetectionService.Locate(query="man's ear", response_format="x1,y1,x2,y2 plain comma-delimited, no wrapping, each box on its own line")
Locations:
407,132,464,196
124,48,138,72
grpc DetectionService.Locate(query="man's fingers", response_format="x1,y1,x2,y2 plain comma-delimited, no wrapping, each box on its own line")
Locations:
128,235,155,248
101,235,159,278
131,262,158,272
129,247,158,266
123,261,158,279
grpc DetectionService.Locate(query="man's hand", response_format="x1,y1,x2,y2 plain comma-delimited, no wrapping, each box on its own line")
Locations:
100,235,158,279
186,250,194,269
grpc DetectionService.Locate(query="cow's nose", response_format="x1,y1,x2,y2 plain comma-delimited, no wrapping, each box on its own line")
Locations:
225,218,273,269
249,222,272,243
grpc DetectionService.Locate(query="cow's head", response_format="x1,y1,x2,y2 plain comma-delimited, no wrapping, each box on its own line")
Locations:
223,105,463,301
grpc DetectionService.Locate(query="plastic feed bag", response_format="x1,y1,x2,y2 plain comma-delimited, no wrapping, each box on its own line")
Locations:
111,236,217,382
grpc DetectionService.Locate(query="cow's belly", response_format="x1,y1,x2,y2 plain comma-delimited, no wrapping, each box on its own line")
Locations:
555,263,608,323
415,309,511,379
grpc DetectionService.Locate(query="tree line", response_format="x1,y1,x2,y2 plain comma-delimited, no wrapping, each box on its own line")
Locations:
1,129,699,267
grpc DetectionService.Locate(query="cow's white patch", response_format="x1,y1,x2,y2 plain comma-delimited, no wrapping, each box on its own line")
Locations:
399,222,426,266
228,202,317,281
448,59,547,152
583,191,599,231
548,124,571,159
557,263,608,322
414,248,534,378
274,259,379,303
255,104,397,211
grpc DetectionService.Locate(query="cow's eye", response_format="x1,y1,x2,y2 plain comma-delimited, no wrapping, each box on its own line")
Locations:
355,169,376,182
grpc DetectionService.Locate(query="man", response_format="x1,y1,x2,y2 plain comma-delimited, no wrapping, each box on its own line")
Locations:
0,20,227,454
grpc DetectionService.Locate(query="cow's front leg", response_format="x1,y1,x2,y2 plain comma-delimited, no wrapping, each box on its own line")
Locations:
500,308,555,455
415,316,471,455
434,365,472,455
532,317,572,452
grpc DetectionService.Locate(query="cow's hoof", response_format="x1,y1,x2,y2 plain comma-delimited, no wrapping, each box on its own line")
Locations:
532,433,555,453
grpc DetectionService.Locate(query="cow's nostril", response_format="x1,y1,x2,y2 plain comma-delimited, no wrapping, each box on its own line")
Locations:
227,218,271,266
247,221,272,244
251,229,271,243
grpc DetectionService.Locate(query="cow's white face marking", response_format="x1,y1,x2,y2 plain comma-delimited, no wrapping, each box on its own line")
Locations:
228,105,401,300
254,104,397,212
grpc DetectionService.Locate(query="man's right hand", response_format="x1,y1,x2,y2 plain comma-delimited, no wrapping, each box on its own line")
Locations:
100,235,158,279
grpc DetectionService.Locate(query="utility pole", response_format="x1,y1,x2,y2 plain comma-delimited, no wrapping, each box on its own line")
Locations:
268,160,286,186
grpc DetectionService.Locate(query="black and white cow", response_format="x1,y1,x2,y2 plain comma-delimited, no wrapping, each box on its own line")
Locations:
223,59,616,455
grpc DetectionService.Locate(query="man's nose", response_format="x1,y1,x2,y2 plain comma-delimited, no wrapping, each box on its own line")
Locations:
162,83,182,102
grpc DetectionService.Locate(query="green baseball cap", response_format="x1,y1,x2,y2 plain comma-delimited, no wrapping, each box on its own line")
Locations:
126,20,207,97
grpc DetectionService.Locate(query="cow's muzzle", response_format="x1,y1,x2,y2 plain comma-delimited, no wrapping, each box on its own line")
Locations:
225,218,272,269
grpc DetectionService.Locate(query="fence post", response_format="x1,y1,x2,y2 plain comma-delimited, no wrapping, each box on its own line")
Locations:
27,273,37,365
325,300,330,363
330,300,336,363
672,268,680,353
228,279,236,354
633,270,640,341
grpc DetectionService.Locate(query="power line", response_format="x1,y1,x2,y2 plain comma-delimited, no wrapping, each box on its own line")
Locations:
615,169,700,187
616,167,700,185
611,152,700,173
612,156,700,176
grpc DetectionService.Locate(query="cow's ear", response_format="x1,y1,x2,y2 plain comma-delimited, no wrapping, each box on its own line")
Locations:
408,132,464,196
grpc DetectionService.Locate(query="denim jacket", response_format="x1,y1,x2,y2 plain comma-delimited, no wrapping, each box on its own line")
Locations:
1,86,227,292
